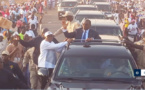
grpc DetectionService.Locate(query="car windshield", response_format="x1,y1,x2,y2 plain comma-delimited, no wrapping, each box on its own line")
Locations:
73,7,97,14
61,2,77,7
92,0,106,2
57,57,135,79
91,26,122,36
75,15,105,22
97,5,111,11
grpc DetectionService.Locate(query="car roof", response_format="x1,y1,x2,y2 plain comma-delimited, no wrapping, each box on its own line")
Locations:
94,2,110,5
89,19,119,27
64,44,131,58
76,10,103,15
62,0,78,2
76,5,96,8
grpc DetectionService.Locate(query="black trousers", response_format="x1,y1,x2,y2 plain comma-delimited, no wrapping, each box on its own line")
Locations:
39,68,53,89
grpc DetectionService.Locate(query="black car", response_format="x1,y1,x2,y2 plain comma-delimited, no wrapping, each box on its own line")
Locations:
72,4,97,14
93,2,111,12
88,19,123,40
93,2,113,18
57,0,78,20
47,40,144,90
75,10,105,22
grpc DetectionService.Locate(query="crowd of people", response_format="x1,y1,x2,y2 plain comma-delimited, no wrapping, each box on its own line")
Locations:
0,0,59,89
0,0,145,89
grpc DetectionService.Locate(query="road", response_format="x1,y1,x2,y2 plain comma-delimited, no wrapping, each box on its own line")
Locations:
41,8,65,42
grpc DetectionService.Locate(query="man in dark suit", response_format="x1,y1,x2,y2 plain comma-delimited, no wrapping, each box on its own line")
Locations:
62,19,101,41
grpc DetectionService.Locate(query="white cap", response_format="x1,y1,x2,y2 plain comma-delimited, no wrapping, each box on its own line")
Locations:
44,31,53,37
0,33,3,37
2,50,10,55
12,32,19,36
62,11,73,17
25,32,33,37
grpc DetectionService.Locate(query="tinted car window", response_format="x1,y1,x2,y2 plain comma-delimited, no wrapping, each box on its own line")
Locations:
76,15,105,22
91,26,122,36
92,0,106,2
61,2,77,7
57,57,134,79
73,7,97,14
97,5,111,11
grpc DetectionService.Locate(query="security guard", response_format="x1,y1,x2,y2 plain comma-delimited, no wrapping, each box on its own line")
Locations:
2,50,27,84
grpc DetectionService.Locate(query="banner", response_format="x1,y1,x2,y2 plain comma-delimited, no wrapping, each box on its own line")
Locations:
0,17,12,29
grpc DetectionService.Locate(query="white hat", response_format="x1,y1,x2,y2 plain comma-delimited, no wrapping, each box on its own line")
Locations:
2,50,10,55
25,32,33,37
12,32,19,36
44,31,53,37
0,33,3,37
62,11,73,17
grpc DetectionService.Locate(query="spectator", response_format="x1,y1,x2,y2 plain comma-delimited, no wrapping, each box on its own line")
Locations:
2,50,27,84
23,47,40,89
19,28,58,66
127,20,139,42
0,57,29,89
0,33,8,57
6,32,24,68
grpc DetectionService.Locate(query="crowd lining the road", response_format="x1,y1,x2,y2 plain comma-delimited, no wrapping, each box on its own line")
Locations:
0,0,145,89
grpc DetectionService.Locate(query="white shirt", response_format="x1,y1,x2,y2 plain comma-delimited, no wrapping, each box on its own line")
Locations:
38,40,68,68
28,18,38,29
127,24,138,35
0,39,8,57
25,30,35,38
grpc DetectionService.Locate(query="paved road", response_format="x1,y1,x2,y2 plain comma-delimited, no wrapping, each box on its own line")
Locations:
41,8,65,42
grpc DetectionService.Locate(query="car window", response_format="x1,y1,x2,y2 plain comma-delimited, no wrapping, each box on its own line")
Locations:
73,7,97,14
91,26,122,36
97,5,111,11
92,0,106,2
57,57,134,79
75,15,105,22
61,2,77,7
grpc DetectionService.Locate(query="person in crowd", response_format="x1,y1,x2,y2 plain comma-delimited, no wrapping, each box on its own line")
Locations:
2,50,27,84
127,20,139,42
38,31,72,89
125,31,145,69
6,32,24,68
28,14,38,30
54,11,81,36
19,28,58,67
19,26,26,40
62,19,101,41
25,24,36,38
23,47,40,89
0,33,8,57
0,57,29,89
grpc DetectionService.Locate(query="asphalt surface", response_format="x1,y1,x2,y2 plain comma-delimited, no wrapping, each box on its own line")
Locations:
41,8,65,42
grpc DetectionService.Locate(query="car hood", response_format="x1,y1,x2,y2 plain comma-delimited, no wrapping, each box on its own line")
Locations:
48,82,142,89
100,35,120,41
